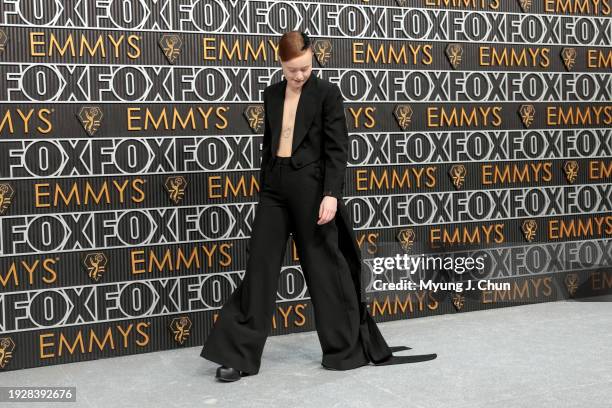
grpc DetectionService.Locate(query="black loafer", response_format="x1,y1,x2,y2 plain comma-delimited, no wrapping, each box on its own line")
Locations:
215,365,242,382
321,364,340,371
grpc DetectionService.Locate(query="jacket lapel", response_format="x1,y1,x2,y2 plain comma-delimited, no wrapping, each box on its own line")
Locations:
269,74,319,156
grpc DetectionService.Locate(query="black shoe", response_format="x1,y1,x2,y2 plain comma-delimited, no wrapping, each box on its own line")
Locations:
321,364,340,371
215,365,242,382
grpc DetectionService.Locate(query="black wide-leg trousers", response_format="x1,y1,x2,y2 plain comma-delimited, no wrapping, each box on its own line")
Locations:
200,156,397,375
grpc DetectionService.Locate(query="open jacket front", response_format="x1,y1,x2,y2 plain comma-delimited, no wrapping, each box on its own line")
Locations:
260,73,394,363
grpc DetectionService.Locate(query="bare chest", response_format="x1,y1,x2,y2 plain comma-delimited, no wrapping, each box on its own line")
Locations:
281,94,301,139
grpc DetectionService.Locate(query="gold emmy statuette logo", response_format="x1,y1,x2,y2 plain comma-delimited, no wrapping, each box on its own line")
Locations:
0,337,16,369
0,183,15,215
518,0,533,12
396,228,415,251
521,220,537,242
395,0,410,6
518,104,535,128
445,44,464,69
563,160,579,184
452,292,465,311
244,105,265,133
170,316,192,344
83,253,108,282
313,39,332,67
77,106,103,136
449,164,467,189
159,34,182,64
564,273,579,298
0,28,7,53
561,48,577,71
393,105,413,130
164,176,187,204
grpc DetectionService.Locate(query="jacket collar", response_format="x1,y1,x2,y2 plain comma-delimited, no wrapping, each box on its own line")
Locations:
269,73,319,156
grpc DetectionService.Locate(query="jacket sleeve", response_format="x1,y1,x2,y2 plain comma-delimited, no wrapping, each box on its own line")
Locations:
321,84,348,200
260,87,271,183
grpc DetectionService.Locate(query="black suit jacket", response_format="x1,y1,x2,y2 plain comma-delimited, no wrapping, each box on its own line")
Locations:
260,74,348,199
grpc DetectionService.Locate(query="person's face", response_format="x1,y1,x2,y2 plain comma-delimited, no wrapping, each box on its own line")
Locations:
281,48,313,92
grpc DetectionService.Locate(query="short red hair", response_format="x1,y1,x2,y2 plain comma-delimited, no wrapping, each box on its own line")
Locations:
278,31,311,62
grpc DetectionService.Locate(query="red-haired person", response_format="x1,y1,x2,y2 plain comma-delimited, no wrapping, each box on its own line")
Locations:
200,30,437,382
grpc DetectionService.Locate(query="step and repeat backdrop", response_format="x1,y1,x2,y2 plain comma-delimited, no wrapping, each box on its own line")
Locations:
0,0,611,371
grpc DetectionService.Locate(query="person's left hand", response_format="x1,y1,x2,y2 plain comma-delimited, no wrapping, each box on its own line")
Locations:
317,196,337,225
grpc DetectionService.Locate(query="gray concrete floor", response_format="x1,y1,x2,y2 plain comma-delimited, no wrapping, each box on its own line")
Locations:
1,298,611,408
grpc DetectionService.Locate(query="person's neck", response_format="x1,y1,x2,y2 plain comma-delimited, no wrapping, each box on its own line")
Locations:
286,85,302,95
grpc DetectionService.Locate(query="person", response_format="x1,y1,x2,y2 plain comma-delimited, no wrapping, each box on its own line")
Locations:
200,30,437,382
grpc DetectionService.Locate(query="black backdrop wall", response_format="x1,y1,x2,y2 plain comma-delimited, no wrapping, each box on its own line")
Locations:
0,0,611,371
